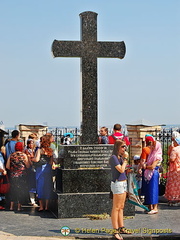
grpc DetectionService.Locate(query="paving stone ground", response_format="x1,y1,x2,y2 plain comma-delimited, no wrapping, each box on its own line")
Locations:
0,200,179,240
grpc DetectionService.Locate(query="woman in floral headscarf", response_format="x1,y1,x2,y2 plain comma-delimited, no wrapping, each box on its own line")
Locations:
165,137,180,206
143,140,162,214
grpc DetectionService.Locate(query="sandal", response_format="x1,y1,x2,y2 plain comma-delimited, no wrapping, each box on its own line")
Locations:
119,227,132,234
147,210,158,214
113,229,124,240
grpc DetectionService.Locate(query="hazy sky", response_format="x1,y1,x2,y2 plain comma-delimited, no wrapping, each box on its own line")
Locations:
0,0,179,128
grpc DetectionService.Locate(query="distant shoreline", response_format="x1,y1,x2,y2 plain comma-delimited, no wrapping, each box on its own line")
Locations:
4,124,180,131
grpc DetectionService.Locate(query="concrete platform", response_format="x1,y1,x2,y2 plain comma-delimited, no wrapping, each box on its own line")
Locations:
0,201,179,240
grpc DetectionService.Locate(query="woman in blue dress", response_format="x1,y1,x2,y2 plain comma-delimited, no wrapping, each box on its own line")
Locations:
143,141,162,214
32,135,53,211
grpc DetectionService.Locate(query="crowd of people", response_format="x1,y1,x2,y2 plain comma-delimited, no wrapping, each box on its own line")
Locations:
98,123,130,145
107,124,180,240
0,130,57,211
0,124,180,240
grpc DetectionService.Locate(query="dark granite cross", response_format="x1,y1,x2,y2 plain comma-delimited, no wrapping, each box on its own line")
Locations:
52,11,126,144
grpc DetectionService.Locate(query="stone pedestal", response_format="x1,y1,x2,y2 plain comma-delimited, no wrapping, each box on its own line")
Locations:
53,145,135,218
61,168,111,193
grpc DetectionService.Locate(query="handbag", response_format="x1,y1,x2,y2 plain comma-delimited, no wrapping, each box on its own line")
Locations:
0,175,10,194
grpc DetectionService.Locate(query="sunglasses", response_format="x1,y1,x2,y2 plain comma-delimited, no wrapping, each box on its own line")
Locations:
121,145,126,148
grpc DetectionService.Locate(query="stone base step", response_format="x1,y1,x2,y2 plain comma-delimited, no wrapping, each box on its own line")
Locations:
55,192,135,218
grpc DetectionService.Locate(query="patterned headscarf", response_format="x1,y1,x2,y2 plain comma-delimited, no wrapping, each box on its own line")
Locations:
144,141,162,181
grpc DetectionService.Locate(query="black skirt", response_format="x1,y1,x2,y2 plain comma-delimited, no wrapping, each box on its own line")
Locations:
9,175,29,204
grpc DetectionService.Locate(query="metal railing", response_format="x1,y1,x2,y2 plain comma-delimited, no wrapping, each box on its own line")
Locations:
4,126,179,171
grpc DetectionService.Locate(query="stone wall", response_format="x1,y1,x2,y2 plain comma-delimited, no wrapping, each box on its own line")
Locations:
127,124,162,163
18,124,48,143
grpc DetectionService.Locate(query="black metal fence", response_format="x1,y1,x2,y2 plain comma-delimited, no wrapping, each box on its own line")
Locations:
50,127,180,172
155,128,180,172
50,127,81,147
5,127,180,172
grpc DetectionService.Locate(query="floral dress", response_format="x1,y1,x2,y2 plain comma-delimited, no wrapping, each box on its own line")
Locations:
165,146,180,201
9,152,29,203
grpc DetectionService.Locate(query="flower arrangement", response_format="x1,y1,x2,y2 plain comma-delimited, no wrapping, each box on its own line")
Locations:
160,173,167,185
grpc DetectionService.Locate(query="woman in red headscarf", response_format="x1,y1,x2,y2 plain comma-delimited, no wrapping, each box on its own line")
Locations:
139,135,155,201
143,140,162,214
6,142,30,211
141,136,155,163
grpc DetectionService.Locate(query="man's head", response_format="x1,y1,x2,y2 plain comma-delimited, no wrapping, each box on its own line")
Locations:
113,123,121,132
12,130,20,140
100,127,108,136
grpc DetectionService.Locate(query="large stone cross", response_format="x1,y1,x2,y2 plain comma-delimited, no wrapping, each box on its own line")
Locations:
52,11,126,144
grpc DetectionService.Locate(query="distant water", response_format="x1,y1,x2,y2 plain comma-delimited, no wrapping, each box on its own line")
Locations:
5,124,180,132
161,124,180,130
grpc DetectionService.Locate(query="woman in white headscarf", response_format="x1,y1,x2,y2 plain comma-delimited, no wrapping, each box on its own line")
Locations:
165,137,180,206
168,131,180,157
